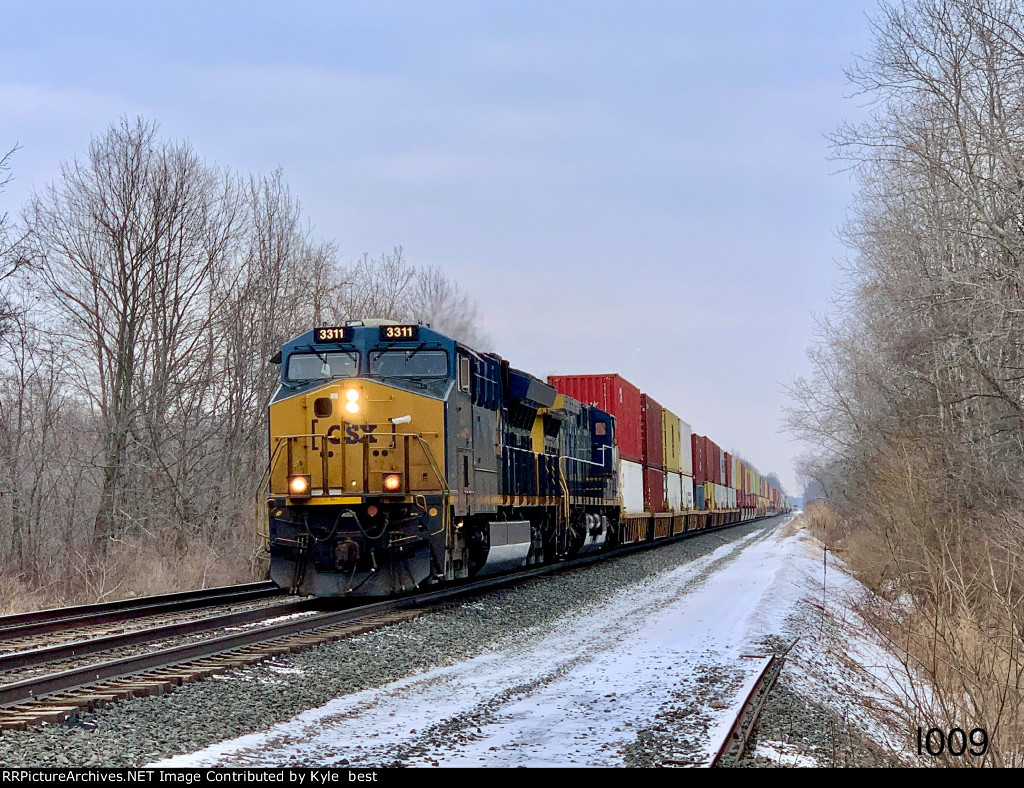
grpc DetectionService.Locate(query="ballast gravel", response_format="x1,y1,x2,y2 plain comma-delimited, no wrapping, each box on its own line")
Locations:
0,516,898,768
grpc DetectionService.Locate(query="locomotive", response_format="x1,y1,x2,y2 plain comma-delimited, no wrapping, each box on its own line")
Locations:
262,319,787,597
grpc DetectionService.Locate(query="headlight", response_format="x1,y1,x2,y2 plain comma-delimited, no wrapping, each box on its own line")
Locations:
382,473,402,493
288,475,311,497
345,389,359,401
344,401,360,414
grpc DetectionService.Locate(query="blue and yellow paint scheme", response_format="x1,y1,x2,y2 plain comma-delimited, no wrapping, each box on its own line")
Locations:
265,320,622,597
266,322,455,596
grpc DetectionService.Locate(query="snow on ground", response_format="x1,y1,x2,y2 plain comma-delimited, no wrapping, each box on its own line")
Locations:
752,740,821,768
153,516,913,768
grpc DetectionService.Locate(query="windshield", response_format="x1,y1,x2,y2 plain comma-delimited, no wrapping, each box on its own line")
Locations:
369,349,449,378
287,351,359,381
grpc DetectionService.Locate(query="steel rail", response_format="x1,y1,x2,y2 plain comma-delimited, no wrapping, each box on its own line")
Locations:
0,599,314,673
0,514,791,711
709,636,800,767
0,582,283,640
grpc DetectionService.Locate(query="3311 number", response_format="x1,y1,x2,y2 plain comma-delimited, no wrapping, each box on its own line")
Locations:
380,325,418,340
916,727,988,757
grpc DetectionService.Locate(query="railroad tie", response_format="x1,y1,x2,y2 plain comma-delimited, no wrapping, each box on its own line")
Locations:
0,706,78,727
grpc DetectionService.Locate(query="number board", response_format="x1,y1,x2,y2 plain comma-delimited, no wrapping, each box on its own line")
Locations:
314,326,353,343
379,325,419,341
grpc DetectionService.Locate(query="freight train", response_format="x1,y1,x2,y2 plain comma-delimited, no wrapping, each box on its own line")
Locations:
261,320,789,597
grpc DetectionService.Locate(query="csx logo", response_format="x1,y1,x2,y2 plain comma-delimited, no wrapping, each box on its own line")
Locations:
342,424,378,444
314,421,378,445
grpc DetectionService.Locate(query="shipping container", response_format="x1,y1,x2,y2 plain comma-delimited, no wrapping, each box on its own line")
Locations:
665,470,683,511
548,374,643,464
661,408,682,473
723,451,732,488
619,459,644,515
691,434,706,485
704,481,715,510
714,483,728,510
643,466,667,513
679,419,693,476
718,450,726,487
681,474,694,510
705,438,722,486
694,483,706,511
640,394,664,470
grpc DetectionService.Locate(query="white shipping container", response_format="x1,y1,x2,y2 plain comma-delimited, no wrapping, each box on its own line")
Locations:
679,419,693,476
729,488,736,508
682,474,694,510
619,459,645,515
714,483,729,511
666,471,682,511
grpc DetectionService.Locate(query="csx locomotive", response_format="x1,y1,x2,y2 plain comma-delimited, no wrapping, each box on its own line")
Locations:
263,319,785,597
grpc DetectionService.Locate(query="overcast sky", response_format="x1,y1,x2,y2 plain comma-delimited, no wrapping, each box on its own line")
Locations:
1,1,879,493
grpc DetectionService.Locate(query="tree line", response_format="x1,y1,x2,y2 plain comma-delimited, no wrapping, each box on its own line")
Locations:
0,117,488,607
788,0,1024,766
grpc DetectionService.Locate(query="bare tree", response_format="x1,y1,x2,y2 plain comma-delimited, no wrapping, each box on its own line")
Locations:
409,264,491,349
25,118,243,548
0,144,26,333
336,246,417,322
788,0,1024,765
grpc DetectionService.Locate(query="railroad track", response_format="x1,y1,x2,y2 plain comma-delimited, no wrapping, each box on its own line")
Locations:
0,581,283,643
708,637,799,767
0,516,788,732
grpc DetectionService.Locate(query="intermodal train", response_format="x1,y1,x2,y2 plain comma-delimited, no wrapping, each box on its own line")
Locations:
262,320,790,597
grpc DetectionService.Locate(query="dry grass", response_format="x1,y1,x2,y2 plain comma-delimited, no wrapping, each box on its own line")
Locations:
1,527,265,614
804,486,1024,766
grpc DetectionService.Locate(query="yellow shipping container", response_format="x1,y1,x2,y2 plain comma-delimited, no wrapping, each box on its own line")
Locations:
704,480,716,511
661,408,682,473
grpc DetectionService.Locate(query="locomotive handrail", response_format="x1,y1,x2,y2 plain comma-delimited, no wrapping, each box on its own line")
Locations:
263,430,449,498
254,437,294,549
258,430,452,556
556,456,571,525
502,444,606,469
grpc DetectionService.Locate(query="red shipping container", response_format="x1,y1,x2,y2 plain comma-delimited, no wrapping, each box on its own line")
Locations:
704,439,716,485
643,466,667,513
724,452,732,488
691,434,706,485
548,373,643,463
640,394,664,470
